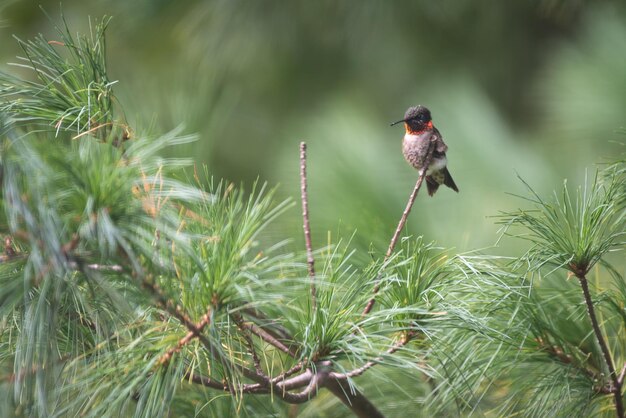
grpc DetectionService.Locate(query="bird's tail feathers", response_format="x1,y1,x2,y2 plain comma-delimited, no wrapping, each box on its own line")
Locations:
426,176,439,197
443,168,459,193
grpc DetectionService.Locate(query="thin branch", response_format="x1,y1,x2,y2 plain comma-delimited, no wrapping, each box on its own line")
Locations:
300,142,316,310
188,372,234,391
188,370,320,402
535,337,601,381
3,235,16,258
271,363,305,385
331,333,411,380
238,365,322,404
619,362,626,386
240,319,298,357
68,260,124,272
187,367,311,395
232,313,264,374
577,274,624,418
138,274,218,359
83,263,124,272
159,306,212,366
277,369,315,391
362,144,434,316
137,269,318,403
241,305,294,344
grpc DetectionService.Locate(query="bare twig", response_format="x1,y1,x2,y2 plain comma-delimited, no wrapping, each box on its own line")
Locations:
362,144,434,316
300,142,316,310
577,274,624,418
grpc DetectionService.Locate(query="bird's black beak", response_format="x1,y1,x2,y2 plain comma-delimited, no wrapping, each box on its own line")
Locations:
390,119,405,126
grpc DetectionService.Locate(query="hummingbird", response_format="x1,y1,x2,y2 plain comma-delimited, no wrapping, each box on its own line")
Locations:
391,106,459,196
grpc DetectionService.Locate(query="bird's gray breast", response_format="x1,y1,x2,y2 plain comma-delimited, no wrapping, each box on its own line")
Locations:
402,132,434,171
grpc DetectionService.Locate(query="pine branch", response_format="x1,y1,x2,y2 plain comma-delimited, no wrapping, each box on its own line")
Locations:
158,306,212,366
232,313,264,374
331,332,412,379
138,273,219,358
576,272,624,418
325,379,385,418
238,317,298,357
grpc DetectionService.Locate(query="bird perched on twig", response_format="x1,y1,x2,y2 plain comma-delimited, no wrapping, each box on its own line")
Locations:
391,106,459,196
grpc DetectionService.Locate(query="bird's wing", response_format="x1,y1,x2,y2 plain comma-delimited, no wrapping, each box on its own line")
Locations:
431,127,448,154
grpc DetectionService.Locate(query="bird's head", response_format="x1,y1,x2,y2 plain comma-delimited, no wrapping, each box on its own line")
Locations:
391,106,432,133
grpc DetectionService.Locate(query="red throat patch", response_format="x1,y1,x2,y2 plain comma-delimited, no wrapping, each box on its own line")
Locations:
405,120,434,134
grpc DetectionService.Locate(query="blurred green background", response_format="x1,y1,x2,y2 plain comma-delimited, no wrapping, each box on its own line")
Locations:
1,0,625,255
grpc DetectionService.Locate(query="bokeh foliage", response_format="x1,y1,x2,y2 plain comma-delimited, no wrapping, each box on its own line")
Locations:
2,1,625,254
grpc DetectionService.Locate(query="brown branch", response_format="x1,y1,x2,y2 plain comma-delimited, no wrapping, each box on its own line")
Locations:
300,142,316,310
325,378,385,418
159,306,212,366
534,336,614,391
4,235,16,258
576,273,624,418
232,313,264,374
241,305,294,344
188,372,234,391
362,144,435,317
188,369,317,399
136,269,318,403
271,363,305,384
141,273,325,405
238,365,322,404
186,317,390,412
240,319,298,357
186,363,307,394
189,366,328,404
139,274,218,360
331,333,412,380
276,369,315,391
535,337,582,368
